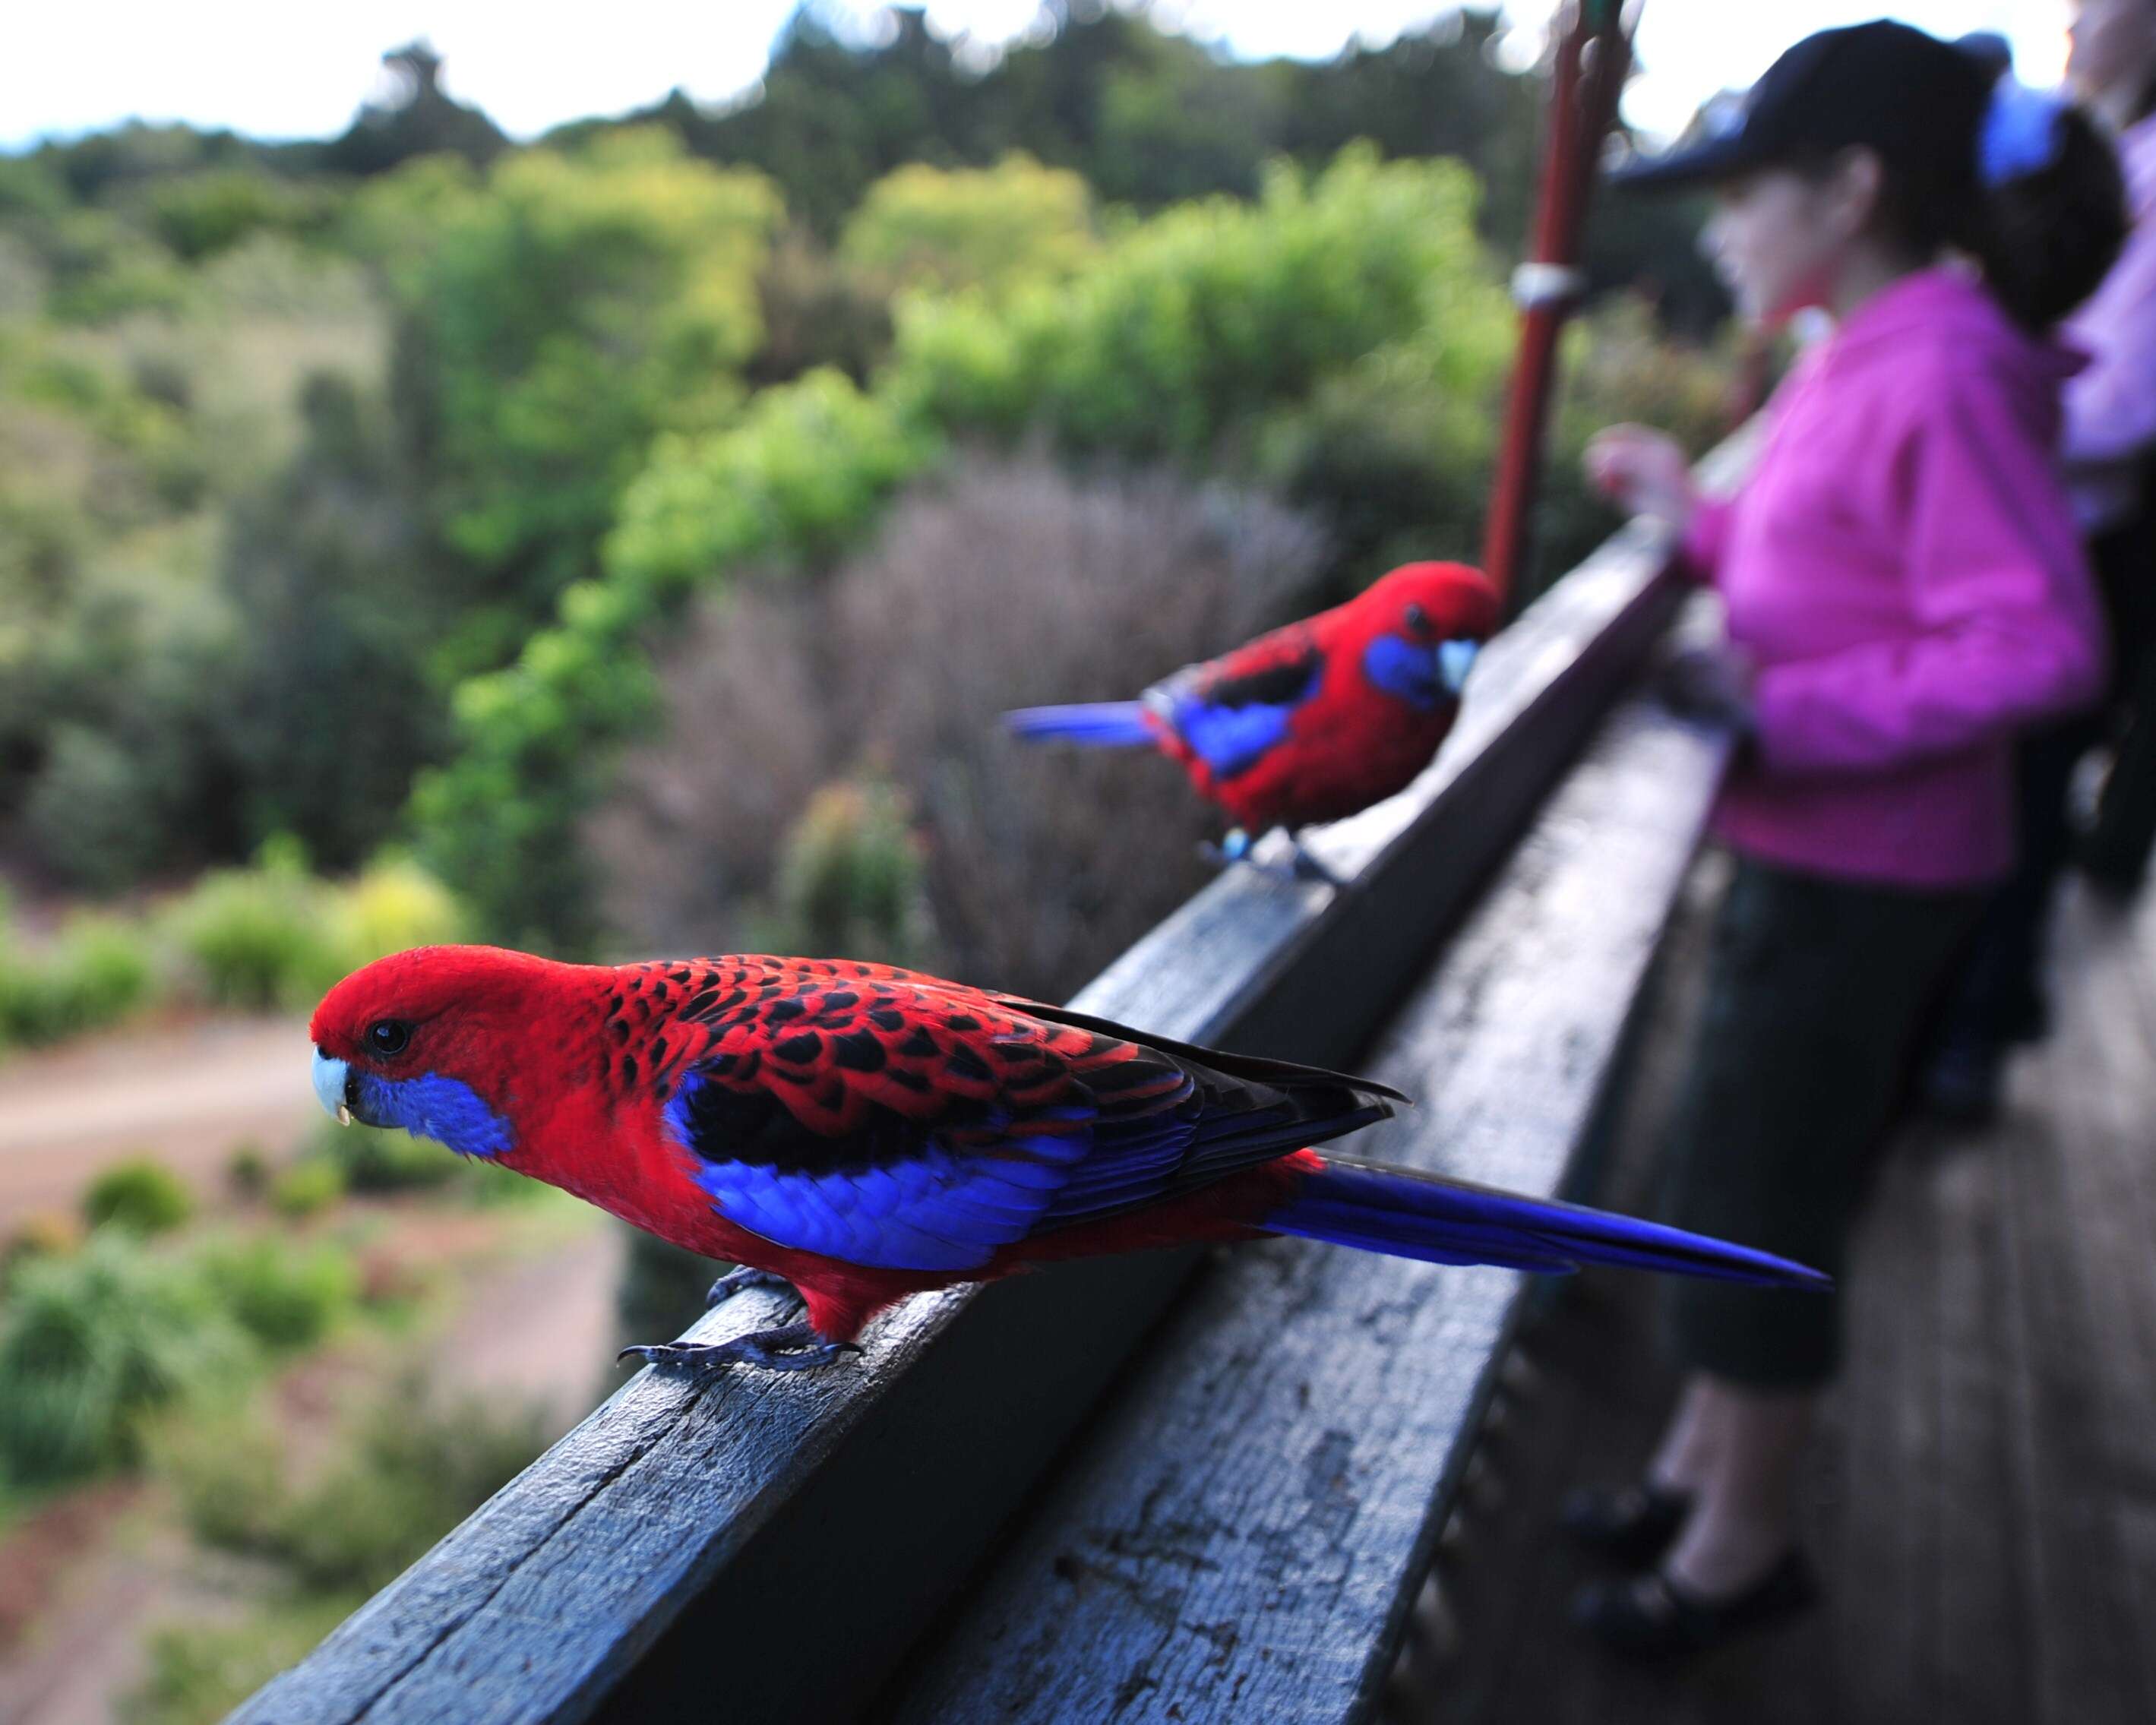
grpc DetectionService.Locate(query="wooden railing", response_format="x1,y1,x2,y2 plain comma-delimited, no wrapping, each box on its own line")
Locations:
234,469,1743,1725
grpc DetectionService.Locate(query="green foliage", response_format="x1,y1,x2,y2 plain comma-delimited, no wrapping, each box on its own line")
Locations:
0,1231,251,1486
269,1157,346,1219
160,844,466,1013
159,1382,545,1596
161,842,338,1011
139,168,328,263
766,779,930,962
840,153,1096,300
419,148,1500,944
315,1119,457,1193
377,131,782,675
124,1594,359,1725
191,1234,359,1351
417,368,937,944
888,148,1498,457
0,912,153,1047
82,1158,194,1237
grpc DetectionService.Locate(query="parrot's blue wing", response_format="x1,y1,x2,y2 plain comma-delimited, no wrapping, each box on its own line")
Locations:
1162,651,1324,778
660,982,1396,1274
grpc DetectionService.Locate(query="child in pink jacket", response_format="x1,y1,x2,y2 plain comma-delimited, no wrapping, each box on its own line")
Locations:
1560,21,2123,1658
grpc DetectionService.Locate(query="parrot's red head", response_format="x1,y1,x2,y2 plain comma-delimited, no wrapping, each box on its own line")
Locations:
308,945,596,1161
1343,561,1501,711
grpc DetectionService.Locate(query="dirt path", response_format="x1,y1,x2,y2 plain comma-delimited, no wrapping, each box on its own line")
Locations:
0,1018,316,1234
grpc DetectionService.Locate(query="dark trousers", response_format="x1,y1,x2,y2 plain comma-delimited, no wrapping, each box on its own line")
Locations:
1938,508,2156,1050
1661,858,1979,1389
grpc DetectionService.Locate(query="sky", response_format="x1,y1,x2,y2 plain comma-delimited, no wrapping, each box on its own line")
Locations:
0,2,2073,153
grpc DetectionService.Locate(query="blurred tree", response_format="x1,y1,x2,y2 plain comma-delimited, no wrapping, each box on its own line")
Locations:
217,372,444,869
365,131,782,678
839,153,1095,299
323,42,507,177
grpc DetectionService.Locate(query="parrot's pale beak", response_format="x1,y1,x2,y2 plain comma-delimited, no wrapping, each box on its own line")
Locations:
1439,639,1480,697
312,1049,354,1126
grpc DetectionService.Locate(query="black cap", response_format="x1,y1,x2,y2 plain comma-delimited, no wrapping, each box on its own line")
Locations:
1614,20,1993,191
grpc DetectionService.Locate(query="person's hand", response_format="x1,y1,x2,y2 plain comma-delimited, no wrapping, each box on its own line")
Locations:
1656,644,1756,732
1585,425,1699,531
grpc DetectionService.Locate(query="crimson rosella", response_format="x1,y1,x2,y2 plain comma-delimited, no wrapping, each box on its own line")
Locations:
1004,562,1501,876
311,946,1823,1373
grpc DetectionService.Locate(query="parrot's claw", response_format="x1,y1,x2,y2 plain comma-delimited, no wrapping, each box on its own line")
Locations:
1200,828,1343,889
618,1322,863,1374
1197,828,1257,870
703,1265,800,1309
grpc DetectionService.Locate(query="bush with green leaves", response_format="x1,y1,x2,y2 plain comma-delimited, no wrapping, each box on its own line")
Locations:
362,129,782,678
191,1234,359,1351
0,1231,251,1485
764,779,931,963
315,1118,457,1193
161,842,466,1013
82,1158,195,1236
839,153,1097,301
0,911,153,1048
269,1156,346,1219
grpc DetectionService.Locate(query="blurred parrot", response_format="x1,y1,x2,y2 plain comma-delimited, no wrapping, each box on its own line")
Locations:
311,946,1824,1373
1004,561,1501,877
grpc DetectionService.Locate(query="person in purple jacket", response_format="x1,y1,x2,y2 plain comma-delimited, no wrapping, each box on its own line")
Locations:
1924,2,2156,1121
1560,21,2125,1657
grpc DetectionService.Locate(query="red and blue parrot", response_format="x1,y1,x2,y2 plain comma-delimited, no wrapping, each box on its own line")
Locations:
311,946,1822,1373
1005,562,1502,874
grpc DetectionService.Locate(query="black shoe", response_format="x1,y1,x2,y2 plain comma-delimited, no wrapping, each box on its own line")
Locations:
1572,1551,1819,1660
1558,1482,1693,1569
1919,1034,2003,1127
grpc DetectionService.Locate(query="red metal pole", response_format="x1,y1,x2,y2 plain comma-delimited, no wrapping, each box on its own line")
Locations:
1481,0,1636,606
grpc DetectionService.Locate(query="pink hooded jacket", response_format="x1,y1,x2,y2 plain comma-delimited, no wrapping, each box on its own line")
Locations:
1684,268,2107,889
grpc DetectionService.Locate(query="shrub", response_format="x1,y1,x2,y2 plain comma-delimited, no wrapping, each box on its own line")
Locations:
124,1595,358,1725
272,1385,546,1593
191,1234,358,1351
315,1119,455,1193
269,1157,345,1219
225,1141,270,1199
2,1209,84,1289
162,842,338,1011
82,1158,194,1237
839,153,1098,301
322,855,465,978
0,1231,251,1485
0,913,155,1047
765,780,931,963
595,452,1330,997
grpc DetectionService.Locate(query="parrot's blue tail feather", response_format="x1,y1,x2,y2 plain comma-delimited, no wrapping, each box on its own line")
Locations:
1268,1155,1829,1290
1003,701,1158,747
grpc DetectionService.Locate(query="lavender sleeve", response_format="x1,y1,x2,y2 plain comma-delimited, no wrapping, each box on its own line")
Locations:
1750,368,2107,776
2062,210,2156,469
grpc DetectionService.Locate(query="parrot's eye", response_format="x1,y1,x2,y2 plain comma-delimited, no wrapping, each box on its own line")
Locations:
1404,602,1430,635
365,1019,413,1058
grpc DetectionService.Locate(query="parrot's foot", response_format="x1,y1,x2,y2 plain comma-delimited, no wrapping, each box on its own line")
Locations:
618,1322,862,1374
1197,827,1257,870
1200,827,1342,888
703,1265,800,1309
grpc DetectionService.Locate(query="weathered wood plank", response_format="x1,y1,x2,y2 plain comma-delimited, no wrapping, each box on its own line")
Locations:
886,662,1731,1723
232,522,1697,1725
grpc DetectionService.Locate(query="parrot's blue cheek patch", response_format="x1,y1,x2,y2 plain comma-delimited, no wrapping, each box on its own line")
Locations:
1361,634,1446,710
353,1073,514,1160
